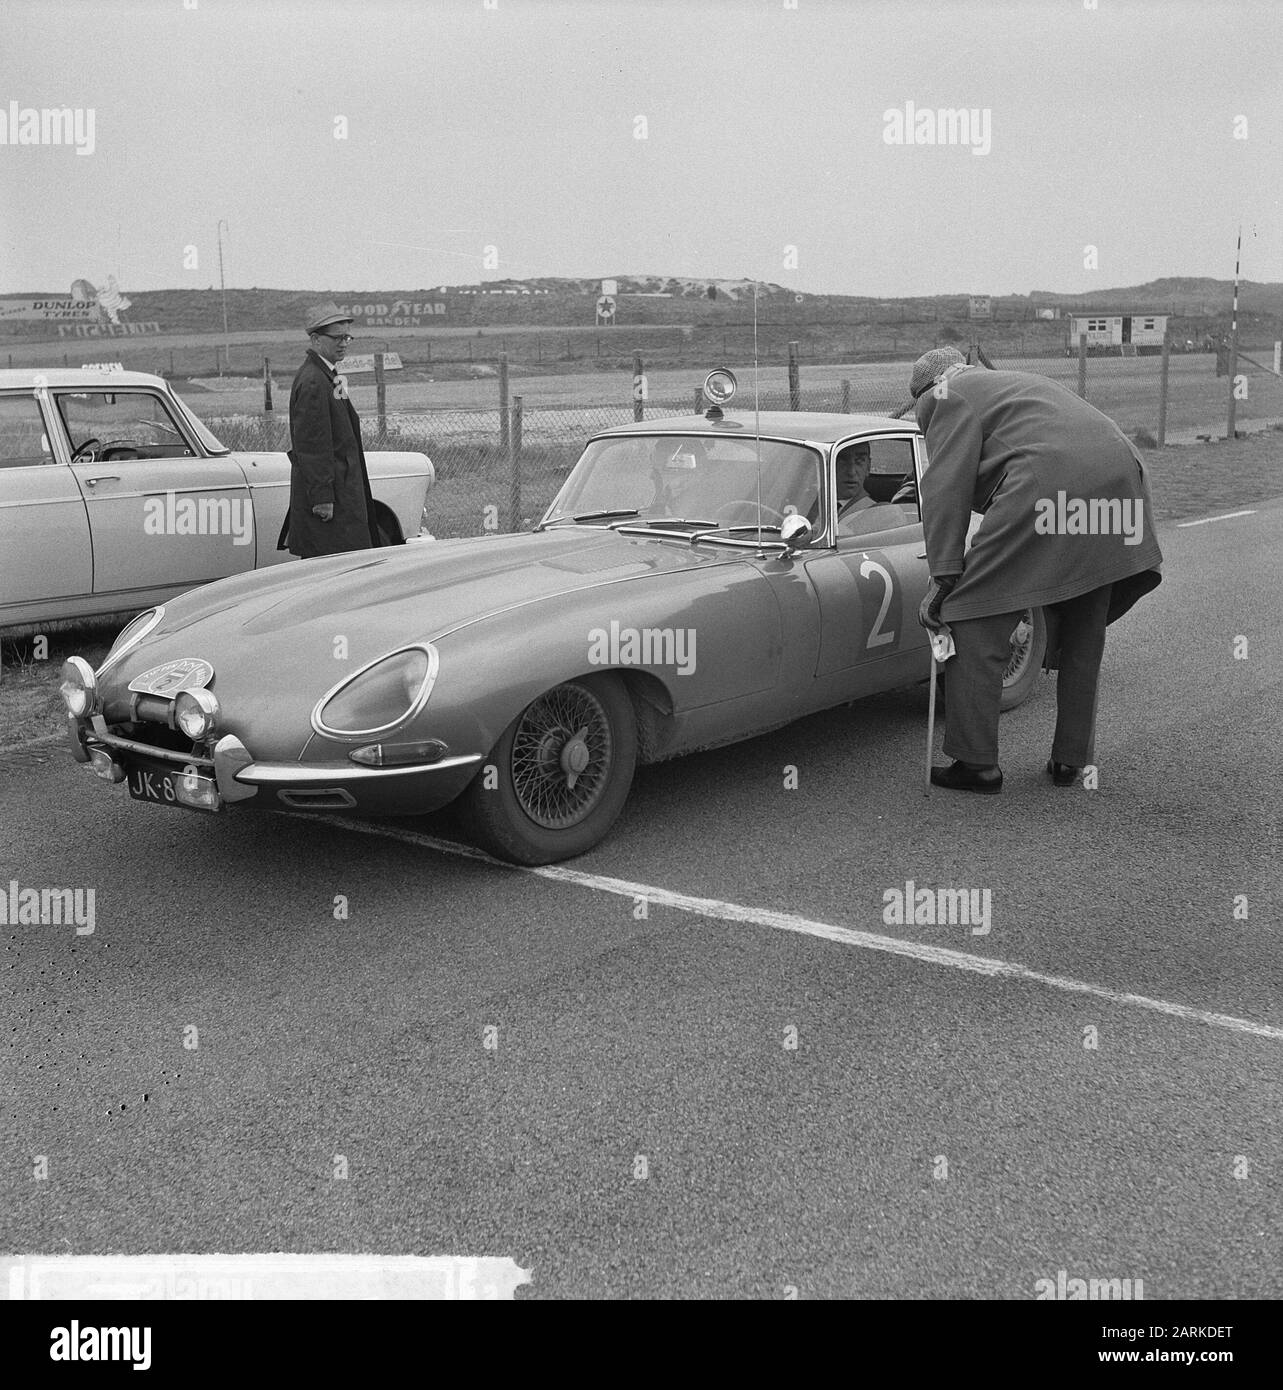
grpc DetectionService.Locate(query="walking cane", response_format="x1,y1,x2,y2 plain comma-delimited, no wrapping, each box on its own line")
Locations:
913,441,938,796
925,645,938,796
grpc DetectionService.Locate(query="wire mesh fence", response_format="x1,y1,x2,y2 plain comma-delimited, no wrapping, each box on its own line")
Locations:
199,343,1282,539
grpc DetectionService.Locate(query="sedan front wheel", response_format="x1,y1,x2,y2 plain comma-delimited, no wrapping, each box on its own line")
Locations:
460,674,637,864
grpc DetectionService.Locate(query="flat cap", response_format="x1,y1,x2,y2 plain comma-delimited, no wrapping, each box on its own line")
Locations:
909,346,967,399
305,301,354,335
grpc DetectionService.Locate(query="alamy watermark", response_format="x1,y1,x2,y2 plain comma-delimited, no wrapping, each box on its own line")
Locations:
0,101,96,155
0,880,95,935
588,621,696,676
882,879,991,936
143,492,253,546
882,101,991,156
1034,492,1144,545
1035,1269,1144,1300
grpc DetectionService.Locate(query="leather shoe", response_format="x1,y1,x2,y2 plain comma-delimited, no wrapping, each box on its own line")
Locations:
930,760,1003,794
1046,760,1080,786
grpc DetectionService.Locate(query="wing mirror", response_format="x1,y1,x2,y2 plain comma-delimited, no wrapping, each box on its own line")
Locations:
780,513,813,553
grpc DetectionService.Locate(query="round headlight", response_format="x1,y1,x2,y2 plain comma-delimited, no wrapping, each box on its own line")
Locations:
174,688,220,740
59,657,98,718
314,646,437,738
703,368,737,405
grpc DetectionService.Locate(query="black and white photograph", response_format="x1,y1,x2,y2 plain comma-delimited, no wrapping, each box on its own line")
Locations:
0,0,1279,1341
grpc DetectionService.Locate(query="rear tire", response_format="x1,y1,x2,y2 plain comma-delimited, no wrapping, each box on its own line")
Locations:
459,674,637,864
999,607,1046,711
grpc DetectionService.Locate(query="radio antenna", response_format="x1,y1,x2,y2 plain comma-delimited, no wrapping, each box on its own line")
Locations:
753,279,763,550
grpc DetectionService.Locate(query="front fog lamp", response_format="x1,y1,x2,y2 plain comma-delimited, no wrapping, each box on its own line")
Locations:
703,368,737,406
59,657,99,718
174,687,220,740
314,645,437,738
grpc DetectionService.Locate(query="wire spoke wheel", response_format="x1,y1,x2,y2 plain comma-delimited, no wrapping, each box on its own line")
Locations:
510,682,614,830
1003,610,1036,685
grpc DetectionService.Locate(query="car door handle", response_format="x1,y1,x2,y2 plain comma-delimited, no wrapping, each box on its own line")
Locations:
84,476,121,486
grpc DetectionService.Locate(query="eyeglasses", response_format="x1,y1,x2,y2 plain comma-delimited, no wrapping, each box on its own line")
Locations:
319,331,354,343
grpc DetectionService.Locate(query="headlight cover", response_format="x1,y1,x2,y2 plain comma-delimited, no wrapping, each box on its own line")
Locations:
96,606,165,677
312,644,438,739
59,656,99,717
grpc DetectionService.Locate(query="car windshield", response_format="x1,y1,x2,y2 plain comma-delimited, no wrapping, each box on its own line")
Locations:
541,433,822,531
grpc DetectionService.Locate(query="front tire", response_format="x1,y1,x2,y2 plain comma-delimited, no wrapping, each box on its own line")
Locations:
459,674,637,864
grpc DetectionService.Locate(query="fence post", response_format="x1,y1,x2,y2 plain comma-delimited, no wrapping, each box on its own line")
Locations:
508,395,523,531
841,378,851,413
693,386,703,414
1077,335,1087,398
1156,333,1170,447
788,340,800,409
499,352,510,451
374,352,387,442
632,351,645,422
263,357,273,412
1226,331,1239,442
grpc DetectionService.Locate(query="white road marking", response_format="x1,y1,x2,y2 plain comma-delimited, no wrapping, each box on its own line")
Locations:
1176,509,1257,527
0,731,63,754
290,813,1283,1044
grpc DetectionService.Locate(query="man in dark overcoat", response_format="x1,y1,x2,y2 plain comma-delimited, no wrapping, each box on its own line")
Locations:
280,302,381,558
910,347,1163,793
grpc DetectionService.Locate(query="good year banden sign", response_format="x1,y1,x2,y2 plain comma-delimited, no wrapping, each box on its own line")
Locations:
337,300,447,326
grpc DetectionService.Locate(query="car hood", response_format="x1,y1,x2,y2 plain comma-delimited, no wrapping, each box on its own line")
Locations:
103,528,737,731
162,528,729,643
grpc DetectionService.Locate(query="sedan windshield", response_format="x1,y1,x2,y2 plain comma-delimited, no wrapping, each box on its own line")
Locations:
542,434,822,531
169,387,229,455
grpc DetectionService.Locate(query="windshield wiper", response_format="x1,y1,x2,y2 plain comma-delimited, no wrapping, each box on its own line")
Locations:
612,516,719,529
539,508,640,529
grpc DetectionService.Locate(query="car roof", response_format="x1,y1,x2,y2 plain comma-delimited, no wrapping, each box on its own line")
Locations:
0,368,168,390
592,410,919,445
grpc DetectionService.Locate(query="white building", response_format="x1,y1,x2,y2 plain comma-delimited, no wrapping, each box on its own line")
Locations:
1068,313,1168,352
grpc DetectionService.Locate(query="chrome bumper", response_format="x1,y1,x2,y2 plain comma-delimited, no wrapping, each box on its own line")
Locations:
69,716,482,804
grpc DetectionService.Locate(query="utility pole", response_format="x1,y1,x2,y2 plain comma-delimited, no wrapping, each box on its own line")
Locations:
1226,226,1241,441
216,219,230,374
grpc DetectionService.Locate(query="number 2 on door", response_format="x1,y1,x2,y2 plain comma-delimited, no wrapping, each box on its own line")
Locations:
859,558,896,649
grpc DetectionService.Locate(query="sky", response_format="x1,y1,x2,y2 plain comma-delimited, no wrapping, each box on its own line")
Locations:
0,0,1279,298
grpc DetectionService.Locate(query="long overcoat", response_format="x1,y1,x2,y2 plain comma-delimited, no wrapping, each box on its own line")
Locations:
281,349,380,558
914,368,1163,624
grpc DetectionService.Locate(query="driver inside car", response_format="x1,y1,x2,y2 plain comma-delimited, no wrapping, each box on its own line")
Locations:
808,441,876,527
835,442,876,515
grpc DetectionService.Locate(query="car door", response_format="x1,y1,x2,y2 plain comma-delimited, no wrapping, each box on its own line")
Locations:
55,387,255,596
0,387,93,617
802,433,931,686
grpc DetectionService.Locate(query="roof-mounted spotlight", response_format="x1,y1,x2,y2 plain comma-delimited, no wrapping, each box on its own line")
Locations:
702,368,737,419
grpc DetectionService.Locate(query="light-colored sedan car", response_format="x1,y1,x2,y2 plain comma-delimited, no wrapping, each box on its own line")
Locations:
0,368,433,632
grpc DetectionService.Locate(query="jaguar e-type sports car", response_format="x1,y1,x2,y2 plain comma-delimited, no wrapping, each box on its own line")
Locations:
61,371,1045,864
0,368,432,632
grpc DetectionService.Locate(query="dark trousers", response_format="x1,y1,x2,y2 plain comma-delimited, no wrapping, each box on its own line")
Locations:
942,583,1112,767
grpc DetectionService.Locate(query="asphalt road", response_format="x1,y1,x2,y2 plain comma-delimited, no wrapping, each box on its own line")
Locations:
1,500,1279,1300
